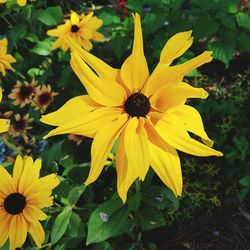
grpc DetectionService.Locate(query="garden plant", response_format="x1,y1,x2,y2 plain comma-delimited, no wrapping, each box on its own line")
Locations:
0,0,250,249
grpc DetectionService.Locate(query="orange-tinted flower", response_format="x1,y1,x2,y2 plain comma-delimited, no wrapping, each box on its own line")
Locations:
8,79,37,108
68,134,84,145
32,85,57,112
9,113,33,137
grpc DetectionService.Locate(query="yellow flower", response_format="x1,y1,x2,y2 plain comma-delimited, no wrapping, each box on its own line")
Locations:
0,38,16,76
47,11,104,52
0,0,26,7
0,88,9,133
0,155,60,250
41,13,223,203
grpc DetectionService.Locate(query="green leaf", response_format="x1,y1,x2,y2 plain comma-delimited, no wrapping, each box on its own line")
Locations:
142,186,179,209
41,140,64,164
32,39,52,56
86,197,130,245
8,24,27,48
111,33,130,60
208,40,235,66
221,15,236,30
67,212,85,238
143,13,166,34
239,176,250,187
236,12,250,31
238,33,250,52
67,185,85,205
51,209,72,244
139,207,165,230
34,7,63,26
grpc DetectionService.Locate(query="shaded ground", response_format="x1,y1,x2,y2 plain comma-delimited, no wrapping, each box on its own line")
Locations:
147,199,250,250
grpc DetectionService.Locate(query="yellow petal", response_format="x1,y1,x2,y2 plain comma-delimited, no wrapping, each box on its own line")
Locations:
23,204,47,222
149,142,182,196
13,155,24,188
0,38,7,55
160,31,193,65
43,107,122,139
67,36,118,81
116,131,138,203
92,31,104,41
17,0,26,6
150,82,208,112
70,11,80,25
145,51,212,96
124,117,149,181
40,95,99,126
0,118,9,133
156,114,223,157
79,11,94,26
170,105,214,146
0,213,11,247
0,166,15,195
25,173,60,196
120,13,149,92
28,220,45,248
9,215,27,250
70,52,126,106
18,156,34,194
85,114,129,186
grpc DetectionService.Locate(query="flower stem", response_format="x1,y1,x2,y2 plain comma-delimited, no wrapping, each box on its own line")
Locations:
0,136,22,155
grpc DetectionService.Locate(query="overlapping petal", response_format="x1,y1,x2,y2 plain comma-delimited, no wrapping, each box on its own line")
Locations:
70,52,127,106
156,114,223,157
121,13,149,92
85,114,129,186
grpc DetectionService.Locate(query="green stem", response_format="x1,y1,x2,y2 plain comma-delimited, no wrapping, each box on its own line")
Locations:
0,136,22,155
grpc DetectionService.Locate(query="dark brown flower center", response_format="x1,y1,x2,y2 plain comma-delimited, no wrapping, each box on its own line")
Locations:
124,93,150,117
14,119,26,130
38,93,51,105
19,86,33,100
4,193,26,215
71,25,79,33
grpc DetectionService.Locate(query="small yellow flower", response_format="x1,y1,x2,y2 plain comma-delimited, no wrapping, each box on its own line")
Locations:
0,0,26,6
8,79,37,108
0,38,16,76
0,88,9,133
41,14,223,203
0,155,60,250
32,84,57,112
47,11,104,52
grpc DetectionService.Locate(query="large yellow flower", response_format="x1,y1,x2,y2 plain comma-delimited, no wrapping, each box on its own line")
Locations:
47,11,104,52
41,14,222,203
0,88,9,133
0,0,26,7
0,155,60,250
0,38,16,76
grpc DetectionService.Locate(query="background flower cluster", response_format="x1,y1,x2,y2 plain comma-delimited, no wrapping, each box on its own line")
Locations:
0,0,250,249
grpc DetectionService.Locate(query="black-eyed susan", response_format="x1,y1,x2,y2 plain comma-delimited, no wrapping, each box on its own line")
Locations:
0,88,9,133
0,155,60,249
0,38,16,76
32,85,57,112
8,79,37,108
9,114,33,137
41,13,223,203
47,11,104,52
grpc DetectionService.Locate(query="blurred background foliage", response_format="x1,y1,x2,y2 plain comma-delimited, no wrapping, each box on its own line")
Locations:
0,0,250,249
